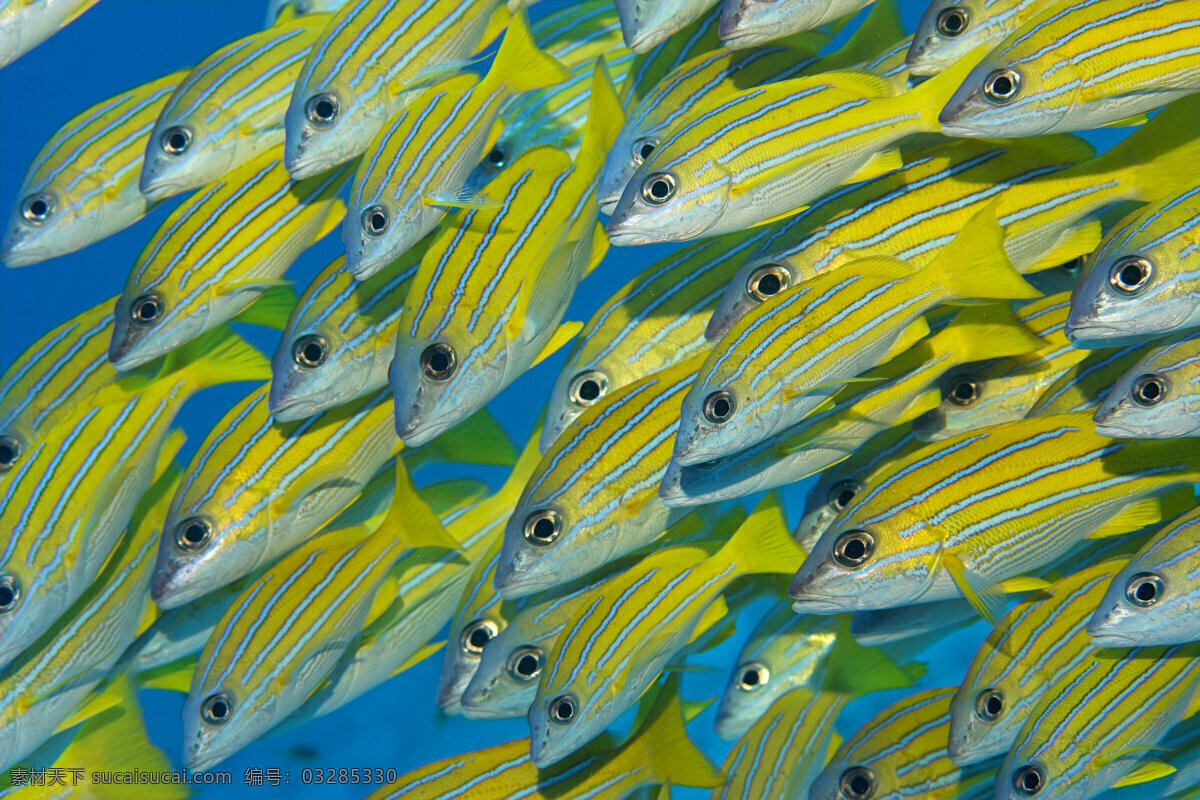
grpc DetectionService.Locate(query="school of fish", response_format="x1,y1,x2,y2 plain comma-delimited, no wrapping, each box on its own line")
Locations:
2,0,1200,797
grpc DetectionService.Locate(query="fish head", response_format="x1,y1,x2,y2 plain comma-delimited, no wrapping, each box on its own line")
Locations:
705,255,796,342
1,173,105,268
341,190,420,281
596,118,660,215
1067,246,1192,347
0,560,69,669
436,613,504,714
672,370,779,466
906,0,987,76
152,503,268,610
540,359,614,454
284,74,372,180
995,750,1087,800
528,679,609,768
718,0,823,49
1093,362,1197,439
108,278,213,372
914,367,1022,442
140,112,233,202
796,474,866,553
459,628,542,720
808,750,899,800
182,681,275,773
605,147,731,246
939,52,1077,138
270,320,367,422
1087,562,1177,647
390,327,504,448
948,669,1023,766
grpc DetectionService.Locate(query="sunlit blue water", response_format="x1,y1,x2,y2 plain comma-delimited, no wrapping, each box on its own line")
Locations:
0,2,1131,798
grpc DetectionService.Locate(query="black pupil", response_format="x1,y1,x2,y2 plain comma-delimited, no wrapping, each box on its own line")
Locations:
944,10,964,32
370,212,386,232
578,379,600,401
0,443,14,465
29,199,47,217
844,537,866,560
316,99,334,120
953,382,975,401
756,273,781,295
303,342,323,363
1139,381,1162,401
712,397,730,418
651,180,670,199
0,586,13,606
1136,581,1157,602
554,700,573,720
836,489,855,509
986,694,1002,716
169,132,187,150
849,775,871,796
486,147,504,166
468,627,492,649
993,76,1013,96
184,524,205,544
742,669,760,687
429,351,450,373
517,654,539,676
138,300,159,320
1120,264,1144,286
210,700,228,719
639,142,655,159
1021,770,1041,792
532,517,555,541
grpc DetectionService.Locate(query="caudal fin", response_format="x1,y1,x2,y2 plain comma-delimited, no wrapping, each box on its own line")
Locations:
487,5,573,95
1097,95,1200,203
905,43,990,129
573,57,627,179
928,305,1049,367
172,324,272,393
719,491,807,576
927,203,1043,302
623,675,723,790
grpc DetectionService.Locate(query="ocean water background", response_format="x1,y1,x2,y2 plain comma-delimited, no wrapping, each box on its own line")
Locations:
0,2,1131,797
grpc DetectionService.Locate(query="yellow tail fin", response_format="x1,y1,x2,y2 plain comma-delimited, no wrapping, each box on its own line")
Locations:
929,305,1049,365
623,676,722,790
573,57,627,178
720,491,806,575
173,324,272,392
905,43,991,128
1099,95,1200,202
927,203,1042,302
486,4,573,95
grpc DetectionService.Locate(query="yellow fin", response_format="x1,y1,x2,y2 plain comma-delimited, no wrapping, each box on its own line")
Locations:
882,316,932,361
824,619,925,695
1110,759,1176,788
927,201,1042,301
1101,112,1150,128
894,387,944,425
311,198,346,243
135,600,159,638
271,463,359,519
846,147,904,183
214,277,294,298
1103,95,1200,202
55,673,137,733
686,595,731,647
484,4,572,94
942,550,1005,628
530,321,583,367
1087,494,1175,539
137,655,197,694
390,639,445,677
366,573,401,627
152,428,187,479
624,675,722,789
720,491,805,575
382,460,462,551
1022,218,1103,274
909,43,991,126
587,221,608,276
232,283,300,329
931,304,1049,363
783,375,887,403
419,477,490,517
169,324,272,390
997,576,1052,594
575,57,627,177
423,187,503,210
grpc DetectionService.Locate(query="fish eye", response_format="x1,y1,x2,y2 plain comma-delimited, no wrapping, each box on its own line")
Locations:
175,517,212,552
484,146,506,169
567,370,608,408
946,374,981,407
1013,764,1045,796
160,126,192,156
703,390,736,424
130,294,164,326
0,435,22,471
640,172,676,205
746,264,791,302
292,334,328,369
736,662,769,691
1060,255,1085,275
828,479,862,512
201,691,234,725
306,93,339,126
507,646,543,682
631,137,658,166
982,69,1021,104
362,205,389,236
522,509,562,547
459,619,498,655
975,688,1004,721
935,6,969,37
839,766,876,799
1125,572,1163,607
420,343,457,382
548,694,577,725
1131,374,1166,407
20,193,54,225
0,574,21,613
832,529,875,569
1108,256,1152,295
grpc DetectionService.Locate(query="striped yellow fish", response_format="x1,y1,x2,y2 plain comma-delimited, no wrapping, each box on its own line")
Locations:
605,46,981,244
267,0,349,24
528,493,803,766
1,68,186,268
269,234,433,422
342,9,571,279
671,208,1041,467
790,411,1200,625
714,687,845,800
940,0,1200,136
367,676,720,799
109,150,349,371
1093,330,1200,438
139,14,329,200
0,0,97,69
1069,177,1200,348
907,0,1044,76
1090,505,1200,647
540,227,769,452
180,459,440,771
1026,341,1150,417
391,61,622,446
707,97,1200,340
995,642,1200,800
661,304,1046,505
809,687,999,800
0,327,267,671
283,0,506,179
0,449,179,771
494,354,707,598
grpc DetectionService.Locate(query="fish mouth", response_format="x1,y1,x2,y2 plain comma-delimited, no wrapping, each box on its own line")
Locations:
398,414,456,448
140,180,185,203
789,593,851,615
936,116,989,137
492,564,555,600
1093,422,1139,438
1086,628,1145,647
0,242,48,268
109,343,162,372
268,394,324,423
460,701,520,720
606,229,653,247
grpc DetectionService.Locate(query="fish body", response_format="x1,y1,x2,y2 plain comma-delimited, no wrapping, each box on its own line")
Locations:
672,209,1041,466
527,494,803,766
1026,342,1151,417
1090,506,1200,647
0,0,96,68
139,15,329,201
907,0,1044,76
123,577,250,674
0,460,176,771
283,0,503,179
790,412,1200,621
719,0,874,48
616,0,719,53
939,0,1200,136
0,329,267,670
1,69,186,268
662,304,1046,504
110,151,349,371
809,687,999,800
995,642,1200,800
605,49,979,245
850,596,976,647
1093,330,1200,438
269,237,430,422
1068,182,1200,347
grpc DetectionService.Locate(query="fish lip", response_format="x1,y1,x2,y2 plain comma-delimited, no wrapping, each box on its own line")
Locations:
789,595,849,614
0,242,46,268
109,346,158,372
459,701,519,720
598,198,619,216
1085,625,1145,647
268,394,322,423
140,180,184,203
285,155,336,181
937,118,988,137
398,415,455,448
1093,423,1138,438
606,230,650,247
492,569,556,600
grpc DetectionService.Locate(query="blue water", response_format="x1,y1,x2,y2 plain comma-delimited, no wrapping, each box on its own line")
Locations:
0,2,1132,798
